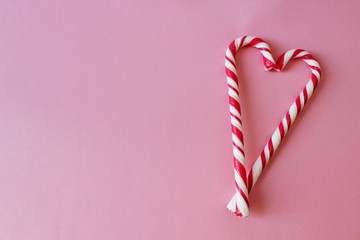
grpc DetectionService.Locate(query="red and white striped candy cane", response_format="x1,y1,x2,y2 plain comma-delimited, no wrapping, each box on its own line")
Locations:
224,36,321,217
225,36,276,217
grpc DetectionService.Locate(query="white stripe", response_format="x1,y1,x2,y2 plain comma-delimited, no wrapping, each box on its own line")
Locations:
225,61,238,77
225,49,235,62
264,145,270,163
234,169,247,193
233,147,245,164
295,50,309,57
300,91,305,108
230,105,241,118
283,49,296,66
235,37,243,50
271,128,281,151
303,59,320,68
261,51,275,64
289,103,298,123
254,42,270,49
227,194,237,212
311,69,320,79
282,118,289,134
231,116,242,131
225,58,236,71
251,156,263,187
228,88,239,101
232,133,244,150
306,80,314,97
242,36,255,46
227,77,239,91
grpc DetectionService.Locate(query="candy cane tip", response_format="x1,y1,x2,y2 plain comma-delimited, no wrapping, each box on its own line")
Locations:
227,207,249,218
226,194,237,212
264,60,276,71
227,194,250,217
274,62,284,72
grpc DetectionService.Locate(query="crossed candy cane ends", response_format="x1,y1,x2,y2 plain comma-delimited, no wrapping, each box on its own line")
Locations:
225,36,321,217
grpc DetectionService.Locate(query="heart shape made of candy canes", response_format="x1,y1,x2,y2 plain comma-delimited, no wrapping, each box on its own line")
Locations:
224,36,321,217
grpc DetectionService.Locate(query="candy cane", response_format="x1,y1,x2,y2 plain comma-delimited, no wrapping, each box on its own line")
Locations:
225,36,321,217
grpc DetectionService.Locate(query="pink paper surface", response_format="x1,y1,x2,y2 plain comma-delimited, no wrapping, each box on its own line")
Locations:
0,1,359,239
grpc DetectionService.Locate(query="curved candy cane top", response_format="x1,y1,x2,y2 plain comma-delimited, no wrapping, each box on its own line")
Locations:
225,36,321,217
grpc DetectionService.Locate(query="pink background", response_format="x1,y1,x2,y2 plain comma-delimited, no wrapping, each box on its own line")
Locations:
0,1,359,239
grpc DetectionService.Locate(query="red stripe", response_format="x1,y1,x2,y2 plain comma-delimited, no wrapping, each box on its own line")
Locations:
247,170,253,192
231,124,244,144
293,49,304,57
229,96,241,114
279,122,285,139
230,112,242,125
303,88,308,104
233,142,245,156
235,205,242,217
275,54,285,70
300,54,314,60
257,48,271,52
234,157,247,182
239,189,249,207
228,84,239,96
239,37,246,48
247,37,264,47
261,151,266,169
235,211,243,217
286,112,292,128
225,55,236,67
310,66,321,76
235,181,249,207
295,96,301,112
268,140,274,158
225,68,238,83
311,74,319,89
228,40,236,55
